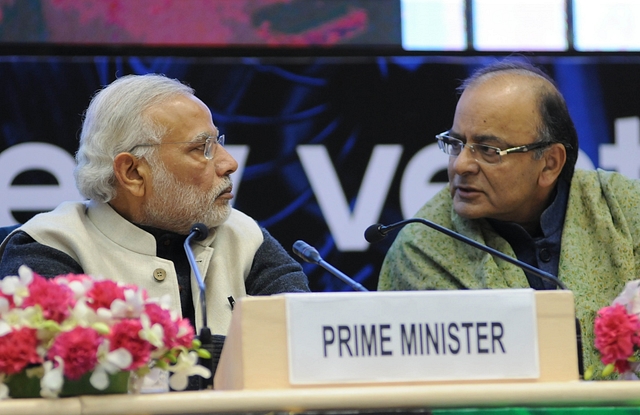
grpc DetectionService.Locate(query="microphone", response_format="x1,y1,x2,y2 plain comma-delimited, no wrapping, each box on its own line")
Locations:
184,222,213,389
365,219,567,290
185,223,209,327
293,240,368,292
366,218,584,378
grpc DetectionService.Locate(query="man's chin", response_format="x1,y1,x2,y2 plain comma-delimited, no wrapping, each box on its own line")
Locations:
452,203,486,220
202,205,232,228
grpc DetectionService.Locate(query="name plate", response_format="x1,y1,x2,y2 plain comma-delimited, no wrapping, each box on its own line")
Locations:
285,289,539,385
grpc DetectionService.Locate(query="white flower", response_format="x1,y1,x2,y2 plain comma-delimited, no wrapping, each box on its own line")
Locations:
95,307,114,322
90,341,132,390
41,357,64,398
66,279,94,300
176,321,191,338
613,280,640,315
66,301,99,329
111,289,145,319
158,294,173,310
1,265,34,306
168,351,211,391
0,306,40,335
139,313,164,349
0,297,10,336
144,294,172,310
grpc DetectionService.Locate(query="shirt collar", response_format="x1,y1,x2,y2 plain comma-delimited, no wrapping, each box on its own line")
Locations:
488,178,570,239
539,178,570,238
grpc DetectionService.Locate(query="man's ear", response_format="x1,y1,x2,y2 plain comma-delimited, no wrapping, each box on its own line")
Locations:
539,143,567,188
113,153,149,197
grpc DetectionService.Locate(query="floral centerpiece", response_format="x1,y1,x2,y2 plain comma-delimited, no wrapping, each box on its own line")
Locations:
0,265,211,399
589,279,640,380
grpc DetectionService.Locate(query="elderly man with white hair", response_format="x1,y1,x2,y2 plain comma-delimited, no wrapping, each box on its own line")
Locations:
0,74,310,383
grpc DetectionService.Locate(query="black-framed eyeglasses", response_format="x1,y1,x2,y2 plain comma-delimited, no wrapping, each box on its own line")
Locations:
129,133,225,160
436,131,552,165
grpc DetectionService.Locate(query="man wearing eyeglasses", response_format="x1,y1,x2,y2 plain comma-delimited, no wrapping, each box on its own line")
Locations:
0,74,310,381
378,60,640,375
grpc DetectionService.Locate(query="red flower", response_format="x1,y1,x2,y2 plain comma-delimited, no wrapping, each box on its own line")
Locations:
48,327,101,380
143,304,194,349
174,317,195,349
0,328,42,374
23,275,75,323
144,303,177,348
109,319,152,370
86,280,126,311
595,304,640,366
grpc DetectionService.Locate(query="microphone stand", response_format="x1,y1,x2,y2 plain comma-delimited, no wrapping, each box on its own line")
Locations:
293,240,368,292
184,223,213,389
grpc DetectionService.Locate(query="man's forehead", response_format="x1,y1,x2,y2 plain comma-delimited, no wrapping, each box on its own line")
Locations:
460,71,547,109
453,76,542,143
144,95,217,136
467,72,556,110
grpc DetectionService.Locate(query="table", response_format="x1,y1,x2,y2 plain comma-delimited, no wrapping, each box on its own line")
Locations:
4,381,640,415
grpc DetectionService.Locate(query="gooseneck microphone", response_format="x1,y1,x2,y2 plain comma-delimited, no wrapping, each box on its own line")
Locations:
185,222,210,327
366,218,583,378
365,219,568,290
293,240,368,292
184,222,213,389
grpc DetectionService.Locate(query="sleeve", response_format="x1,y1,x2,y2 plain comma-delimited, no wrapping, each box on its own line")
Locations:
244,227,310,295
0,231,84,278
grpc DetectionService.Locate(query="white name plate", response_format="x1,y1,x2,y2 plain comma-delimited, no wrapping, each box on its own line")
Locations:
285,289,539,385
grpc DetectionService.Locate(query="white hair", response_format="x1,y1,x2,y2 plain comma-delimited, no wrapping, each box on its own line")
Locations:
74,74,194,202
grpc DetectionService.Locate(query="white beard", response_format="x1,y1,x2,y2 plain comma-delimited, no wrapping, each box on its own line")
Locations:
140,157,232,234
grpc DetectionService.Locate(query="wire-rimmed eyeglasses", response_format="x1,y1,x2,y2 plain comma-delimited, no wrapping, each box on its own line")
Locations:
129,133,225,160
436,131,552,165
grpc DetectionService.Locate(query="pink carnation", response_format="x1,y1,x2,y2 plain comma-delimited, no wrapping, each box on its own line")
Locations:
174,317,195,349
23,274,75,323
0,327,42,374
143,304,195,349
48,327,101,380
86,280,126,311
144,303,177,348
595,304,640,369
109,319,152,370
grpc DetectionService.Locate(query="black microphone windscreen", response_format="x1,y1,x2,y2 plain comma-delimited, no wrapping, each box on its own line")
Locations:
364,224,386,243
292,240,322,264
190,223,209,241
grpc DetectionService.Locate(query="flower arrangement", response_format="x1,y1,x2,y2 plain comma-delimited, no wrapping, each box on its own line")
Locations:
590,279,640,380
0,266,211,399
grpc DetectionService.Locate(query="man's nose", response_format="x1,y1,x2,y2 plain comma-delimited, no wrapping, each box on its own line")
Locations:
451,145,479,174
214,145,238,176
